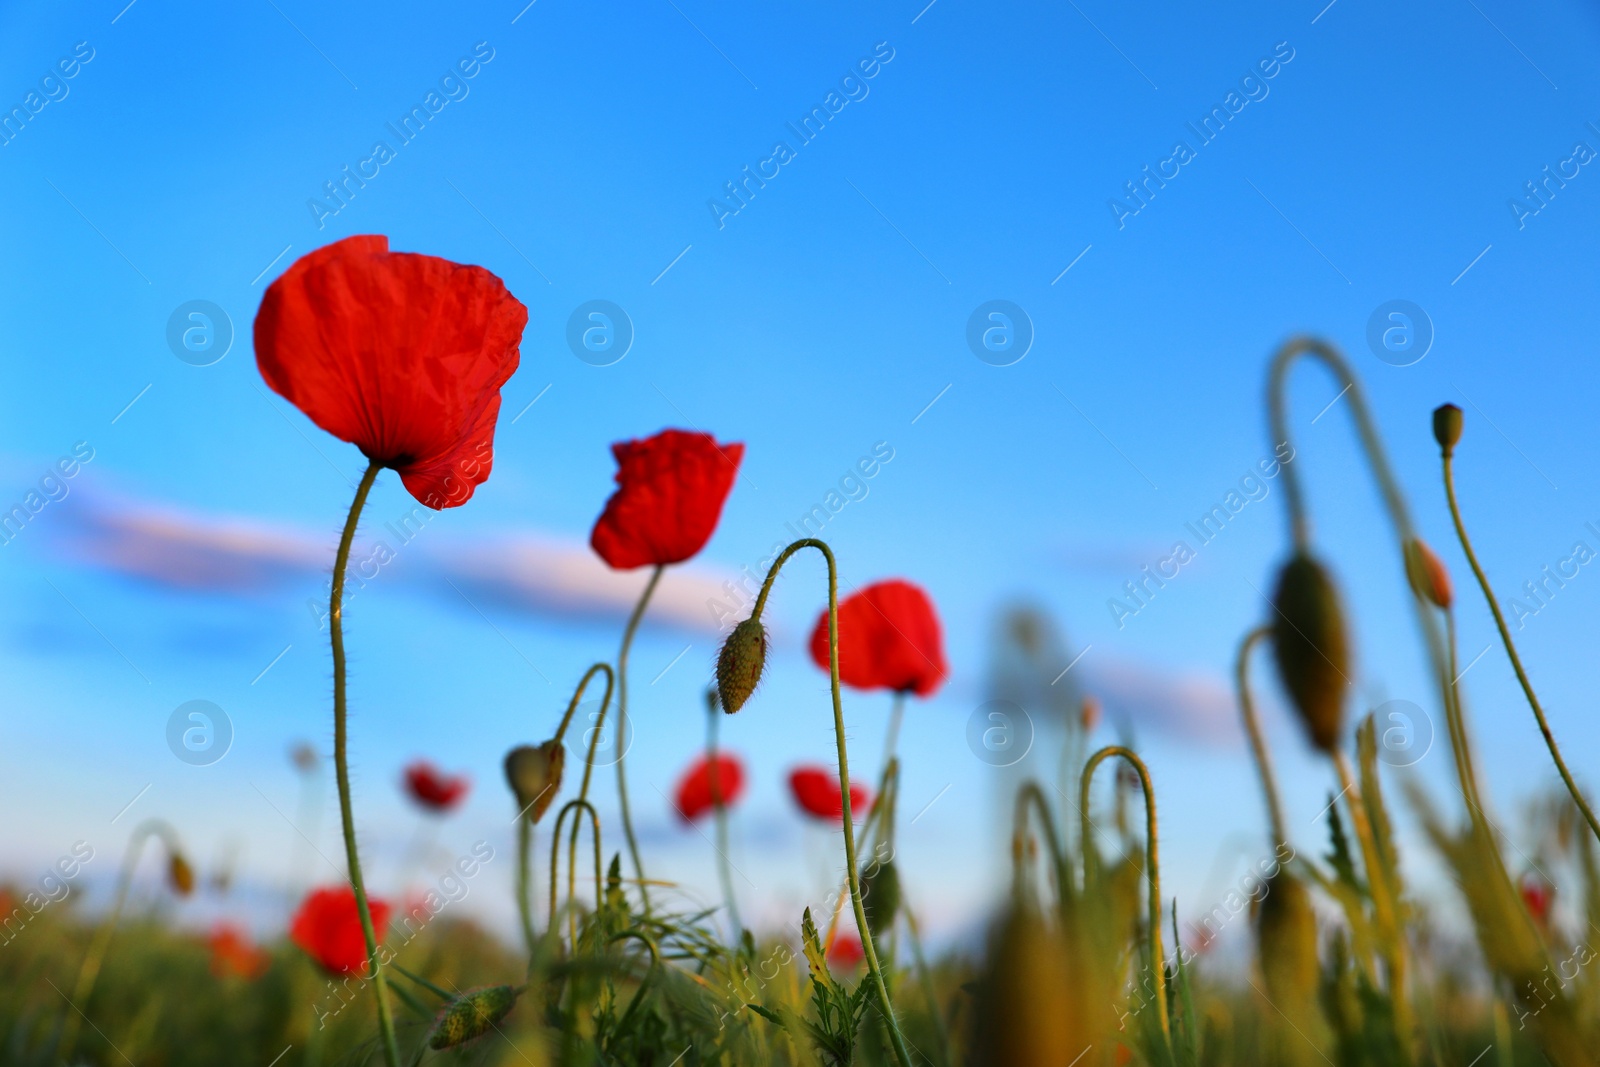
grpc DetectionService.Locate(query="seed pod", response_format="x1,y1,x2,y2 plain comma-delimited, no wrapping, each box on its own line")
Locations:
504,740,565,823
1256,870,1318,1004
427,985,519,1049
1433,403,1463,455
1403,537,1453,609
1270,552,1350,753
861,860,901,937
716,616,767,714
168,853,195,896
973,907,1081,1066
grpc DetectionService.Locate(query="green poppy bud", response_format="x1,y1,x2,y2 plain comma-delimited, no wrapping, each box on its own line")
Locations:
1270,552,1350,753
861,860,901,937
717,616,767,714
168,852,195,897
1256,870,1318,1004
427,985,519,1049
504,739,565,823
1433,403,1463,456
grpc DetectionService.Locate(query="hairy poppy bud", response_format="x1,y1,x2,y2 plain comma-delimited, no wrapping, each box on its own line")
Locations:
427,985,519,1049
168,853,195,896
504,740,565,823
1256,870,1318,1004
1270,552,1350,752
1403,537,1453,609
974,907,1081,1066
717,616,767,714
1433,403,1463,456
861,860,900,936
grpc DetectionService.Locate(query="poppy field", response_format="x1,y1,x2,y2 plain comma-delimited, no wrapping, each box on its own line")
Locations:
6,4,1600,1067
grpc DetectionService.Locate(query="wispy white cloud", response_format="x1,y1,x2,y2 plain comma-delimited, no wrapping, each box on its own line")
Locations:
1083,657,1240,745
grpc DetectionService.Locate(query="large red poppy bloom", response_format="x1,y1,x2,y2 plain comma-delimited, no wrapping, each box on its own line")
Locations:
673,753,746,822
403,760,469,813
590,430,744,569
255,235,527,510
290,886,393,975
788,765,870,822
808,579,948,697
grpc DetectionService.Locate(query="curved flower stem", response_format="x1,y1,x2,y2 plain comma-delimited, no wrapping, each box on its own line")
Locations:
1079,745,1170,1049
60,819,179,1062
607,930,663,1035
749,538,914,1067
706,689,743,940
1331,747,1410,1040
549,798,603,946
1235,626,1288,851
329,459,400,1067
1441,451,1600,846
556,662,615,751
1013,781,1068,904
614,564,664,913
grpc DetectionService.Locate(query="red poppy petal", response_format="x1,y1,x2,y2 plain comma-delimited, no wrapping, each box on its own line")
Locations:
590,430,743,569
809,579,948,696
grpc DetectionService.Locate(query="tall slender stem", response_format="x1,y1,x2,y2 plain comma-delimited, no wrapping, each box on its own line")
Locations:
1235,626,1288,851
330,460,400,1067
516,817,536,958
748,539,914,1067
614,564,664,912
707,691,742,939
1441,452,1600,845
1080,745,1170,1048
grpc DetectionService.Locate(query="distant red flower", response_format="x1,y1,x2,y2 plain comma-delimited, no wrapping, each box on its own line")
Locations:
788,765,869,822
1521,874,1554,926
673,754,746,822
590,430,744,569
808,579,947,697
291,886,393,975
255,235,527,510
826,934,864,971
208,922,269,980
403,760,470,813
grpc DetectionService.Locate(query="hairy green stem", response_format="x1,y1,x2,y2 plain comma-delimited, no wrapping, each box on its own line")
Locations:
1080,745,1170,1048
329,460,400,1067
549,798,603,946
706,688,743,940
1441,451,1600,846
614,564,664,912
748,539,914,1067
1013,780,1068,903
1235,625,1288,851
516,817,536,958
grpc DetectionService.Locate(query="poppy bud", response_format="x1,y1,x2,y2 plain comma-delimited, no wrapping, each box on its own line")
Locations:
168,853,195,896
504,740,565,823
973,907,1082,1066
1270,552,1350,753
1403,537,1453,609
1433,403,1463,456
861,860,900,937
1255,870,1318,1004
1079,695,1101,734
717,616,767,714
427,984,519,1049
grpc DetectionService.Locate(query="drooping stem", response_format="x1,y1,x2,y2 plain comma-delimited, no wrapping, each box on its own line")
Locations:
1441,450,1600,846
613,564,664,912
1332,747,1411,1042
329,460,400,1067
1013,781,1068,904
1235,626,1288,851
60,820,179,1062
749,539,914,1067
549,798,603,946
707,687,743,940
555,662,615,751
1080,745,1170,1047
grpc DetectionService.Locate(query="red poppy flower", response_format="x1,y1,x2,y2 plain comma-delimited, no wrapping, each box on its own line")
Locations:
208,922,270,980
673,753,746,822
403,760,470,813
1520,874,1553,925
788,765,869,822
826,933,864,971
590,430,744,569
255,235,527,510
290,886,393,975
808,579,948,697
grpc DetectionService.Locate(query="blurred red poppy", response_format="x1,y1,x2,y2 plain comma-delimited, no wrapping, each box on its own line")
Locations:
826,933,864,971
1520,874,1554,926
290,886,393,975
788,765,869,823
808,579,948,697
403,760,470,813
208,922,269,980
255,235,527,510
673,754,746,822
590,430,744,569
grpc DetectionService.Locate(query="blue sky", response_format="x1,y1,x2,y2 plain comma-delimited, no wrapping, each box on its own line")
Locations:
4,0,1600,952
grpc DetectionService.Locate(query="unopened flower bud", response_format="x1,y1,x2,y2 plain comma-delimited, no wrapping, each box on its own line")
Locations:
1433,403,1463,456
427,985,519,1049
1270,552,1350,753
168,853,195,896
1404,537,1453,609
861,860,900,937
1256,870,1318,1004
974,907,1082,1065
504,740,565,823
717,616,767,714
1079,695,1101,734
